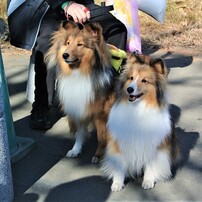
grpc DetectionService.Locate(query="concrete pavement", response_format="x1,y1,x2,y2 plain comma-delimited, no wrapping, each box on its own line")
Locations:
2,50,202,202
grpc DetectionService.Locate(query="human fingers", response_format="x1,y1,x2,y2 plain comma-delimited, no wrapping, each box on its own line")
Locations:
65,3,90,23
69,9,87,24
84,7,90,21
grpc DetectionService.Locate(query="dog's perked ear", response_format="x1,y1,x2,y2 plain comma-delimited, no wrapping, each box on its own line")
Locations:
84,23,110,65
150,58,168,77
62,20,77,30
84,23,104,47
130,52,147,64
84,23,103,38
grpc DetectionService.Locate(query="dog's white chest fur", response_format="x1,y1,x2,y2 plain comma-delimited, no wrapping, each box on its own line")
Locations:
58,70,94,120
107,100,171,175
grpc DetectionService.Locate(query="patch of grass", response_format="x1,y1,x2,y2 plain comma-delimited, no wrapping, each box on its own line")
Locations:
0,0,7,20
139,0,202,26
139,0,202,53
1,0,201,55
166,0,202,27
1,0,202,27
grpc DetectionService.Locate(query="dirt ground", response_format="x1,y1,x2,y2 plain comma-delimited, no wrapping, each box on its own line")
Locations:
1,2,202,59
2,24,201,59
139,15,202,59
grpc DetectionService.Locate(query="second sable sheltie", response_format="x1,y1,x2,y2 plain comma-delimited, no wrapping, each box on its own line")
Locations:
101,53,179,191
45,21,115,162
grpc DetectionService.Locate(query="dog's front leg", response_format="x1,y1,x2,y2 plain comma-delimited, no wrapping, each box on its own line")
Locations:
66,127,85,158
142,165,155,189
111,169,125,192
142,151,171,189
102,153,126,192
92,118,107,163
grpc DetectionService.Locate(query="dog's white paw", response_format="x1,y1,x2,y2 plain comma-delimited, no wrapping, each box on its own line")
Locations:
111,182,125,192
91,156,99,164
142,180,155,189
66,149,80,158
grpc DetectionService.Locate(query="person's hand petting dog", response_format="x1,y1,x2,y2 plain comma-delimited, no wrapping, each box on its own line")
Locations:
64,2,90,24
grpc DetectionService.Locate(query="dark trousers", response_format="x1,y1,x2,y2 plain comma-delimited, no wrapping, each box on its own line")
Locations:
34,6,127,107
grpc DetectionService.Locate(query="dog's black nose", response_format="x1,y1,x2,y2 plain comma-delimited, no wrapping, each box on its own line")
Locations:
62,53,69,60
127,87,134,94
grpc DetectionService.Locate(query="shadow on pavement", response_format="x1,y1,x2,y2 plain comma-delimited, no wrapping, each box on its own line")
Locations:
12,116,69,197
12,103,200,202
142,46,193,69
169,104,200,173
162,52,193,68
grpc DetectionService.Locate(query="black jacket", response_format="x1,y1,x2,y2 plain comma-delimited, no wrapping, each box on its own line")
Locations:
46,0,93,10
7,0,94,50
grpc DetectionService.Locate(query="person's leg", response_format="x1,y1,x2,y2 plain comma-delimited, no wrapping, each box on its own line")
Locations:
89,4,127,50
29,50,51,129
29,9,61,130
100,19,127,50
34,51,49,106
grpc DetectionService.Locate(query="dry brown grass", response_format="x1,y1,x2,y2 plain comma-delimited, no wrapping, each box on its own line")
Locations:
167,0,202,26
0,0,7,20
1,0,202,56
140,0,202,55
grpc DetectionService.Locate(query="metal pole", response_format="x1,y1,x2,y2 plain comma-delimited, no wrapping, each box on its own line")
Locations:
0,49,35,163
0,51,14,202
0,49,17,154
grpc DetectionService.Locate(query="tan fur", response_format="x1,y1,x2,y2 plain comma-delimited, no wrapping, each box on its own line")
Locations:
101,53,179,191
117,53,168,108
45,22,114,161
158,123,180,163
107,136,121,154
117,54,178,161
57,35,94,76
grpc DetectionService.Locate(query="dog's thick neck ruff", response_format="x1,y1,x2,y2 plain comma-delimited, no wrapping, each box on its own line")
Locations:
107,97,171,174
46,22,118,162
48,22,115,122
58,70,94,121
101,54,176,191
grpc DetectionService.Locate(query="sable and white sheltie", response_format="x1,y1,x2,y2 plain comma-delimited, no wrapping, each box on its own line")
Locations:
101,53,179,191
45,21,116,163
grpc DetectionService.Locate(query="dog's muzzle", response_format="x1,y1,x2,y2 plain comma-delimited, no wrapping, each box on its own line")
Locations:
62,53,79,64
127,87,143,102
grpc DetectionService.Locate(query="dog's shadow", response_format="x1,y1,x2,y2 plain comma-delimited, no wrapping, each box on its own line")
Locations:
22,176,111,202
142,47,193,69
169,104,199,173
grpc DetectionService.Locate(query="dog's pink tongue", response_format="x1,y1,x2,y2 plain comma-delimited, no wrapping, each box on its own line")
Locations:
129,95,136,102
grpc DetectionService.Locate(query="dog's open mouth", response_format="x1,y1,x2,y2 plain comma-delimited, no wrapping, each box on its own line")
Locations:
128,93,143,102
64,58,79,64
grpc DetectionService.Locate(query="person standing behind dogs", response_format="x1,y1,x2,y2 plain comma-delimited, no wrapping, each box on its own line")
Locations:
7,0,127,130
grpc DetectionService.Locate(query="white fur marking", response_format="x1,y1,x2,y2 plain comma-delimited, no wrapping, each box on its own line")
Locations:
66,127,85,158
143,151,171,189
127,76,139,96
58,70,94,120
101,100,172,190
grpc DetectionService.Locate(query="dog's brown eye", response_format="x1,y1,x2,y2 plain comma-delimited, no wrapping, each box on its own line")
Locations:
77,43,83,47
66,41,70,45
142,79,147,83
130,76,133,80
